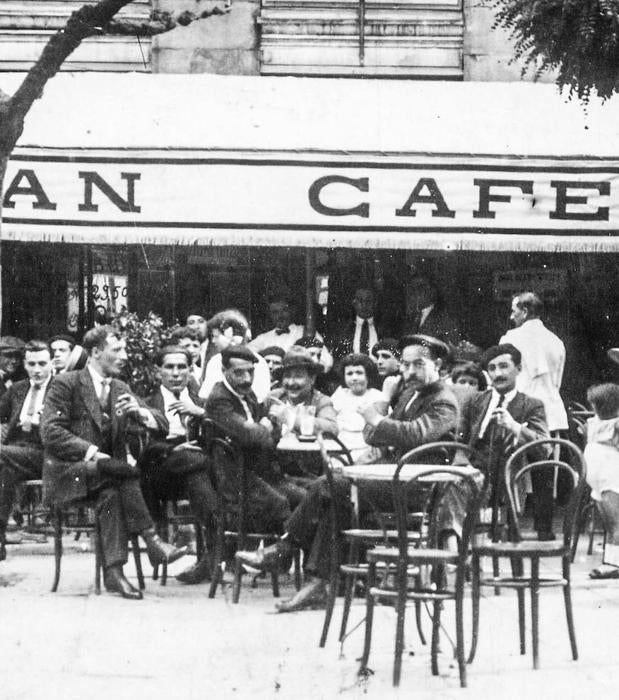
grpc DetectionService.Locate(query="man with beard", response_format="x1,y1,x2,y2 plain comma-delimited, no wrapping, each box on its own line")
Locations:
237,335,458,612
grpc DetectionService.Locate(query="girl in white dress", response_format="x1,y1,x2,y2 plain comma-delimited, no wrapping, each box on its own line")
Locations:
584,383,619,578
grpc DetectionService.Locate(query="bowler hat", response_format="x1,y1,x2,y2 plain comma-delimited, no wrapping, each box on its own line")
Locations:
221,344,257,366
280,346,323,375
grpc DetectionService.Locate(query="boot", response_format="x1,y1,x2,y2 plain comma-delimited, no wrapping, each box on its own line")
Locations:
103,565,143,600
142,527,188,567
176,551,214,585
235,538,292,573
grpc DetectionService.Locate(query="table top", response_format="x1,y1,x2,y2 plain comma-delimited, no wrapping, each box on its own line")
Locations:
340,463,481,483
276,434,347,454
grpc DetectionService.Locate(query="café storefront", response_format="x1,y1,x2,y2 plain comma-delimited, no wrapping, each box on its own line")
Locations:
1,73,618,399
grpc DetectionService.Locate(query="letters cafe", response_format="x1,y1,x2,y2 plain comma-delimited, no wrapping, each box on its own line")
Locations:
1,73,618,399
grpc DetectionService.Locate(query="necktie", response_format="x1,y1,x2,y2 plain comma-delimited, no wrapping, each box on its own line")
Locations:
275,327,290,336
360,320,370,355
21,384,41,432
99,379,111,413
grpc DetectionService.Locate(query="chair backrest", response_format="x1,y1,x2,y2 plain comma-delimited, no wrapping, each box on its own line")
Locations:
321,431,354,467
504,437,586,546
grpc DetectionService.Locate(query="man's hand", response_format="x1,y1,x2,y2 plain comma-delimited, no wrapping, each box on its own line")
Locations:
259,416,274,432
268,401,286,422
171,441,202,452
358,402,384,428
492,407,521,435
115,393,141,417
381,375,401,403
169,399,205,418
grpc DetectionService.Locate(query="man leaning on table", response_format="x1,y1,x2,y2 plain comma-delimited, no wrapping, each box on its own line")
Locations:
236,334,459,612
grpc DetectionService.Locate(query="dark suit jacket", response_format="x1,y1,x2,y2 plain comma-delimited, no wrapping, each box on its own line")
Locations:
0,378,52,445
457,389,549,472
400,306,462,347
363,381,459,460
329,320,387,360
40,368,167,507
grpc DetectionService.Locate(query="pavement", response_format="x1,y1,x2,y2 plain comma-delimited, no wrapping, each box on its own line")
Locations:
1,531,618,700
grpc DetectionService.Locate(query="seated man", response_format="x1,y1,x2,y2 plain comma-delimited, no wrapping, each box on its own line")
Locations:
370,338,401,391
0,340,53,560
237,335,459,612
41,326,187,600
249,294,333,371
49,334,75,375
199,312,271,402
457,343,551,539
141,346,219,585
204,344,291,536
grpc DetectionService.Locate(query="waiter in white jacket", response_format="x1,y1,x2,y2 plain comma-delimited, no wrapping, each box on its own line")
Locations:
500,291,568,433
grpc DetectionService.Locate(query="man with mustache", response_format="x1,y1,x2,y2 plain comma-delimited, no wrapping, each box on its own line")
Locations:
237,336,458,612
457,343,551,539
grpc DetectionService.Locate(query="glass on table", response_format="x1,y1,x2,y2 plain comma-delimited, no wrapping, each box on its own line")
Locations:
299,405,316,436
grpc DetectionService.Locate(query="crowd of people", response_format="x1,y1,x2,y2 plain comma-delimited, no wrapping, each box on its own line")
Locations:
0,286,617,607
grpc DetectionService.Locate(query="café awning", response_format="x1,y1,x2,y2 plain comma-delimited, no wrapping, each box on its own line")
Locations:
1,72,618,252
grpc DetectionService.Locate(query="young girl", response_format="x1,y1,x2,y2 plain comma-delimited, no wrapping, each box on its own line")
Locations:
584,383,619,579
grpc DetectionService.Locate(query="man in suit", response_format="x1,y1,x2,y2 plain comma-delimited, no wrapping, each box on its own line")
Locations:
0,340,53,560
41,326,187,600
457,343,552,539
237,335,458,612
141,346,218,585
250,295,333,371
499,292,568,434
330,287,385,361
205,344,291,535
49,334,75,375
186,312,213,386
169,326,203,390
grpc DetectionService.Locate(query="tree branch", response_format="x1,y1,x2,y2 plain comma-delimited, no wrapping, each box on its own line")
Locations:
105,4,231,37
0,0,133,155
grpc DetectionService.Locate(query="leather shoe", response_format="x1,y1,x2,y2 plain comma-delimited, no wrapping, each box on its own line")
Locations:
176,554,213,585
142,528,188,567
103,566,143,600
235,540,292,573
275,580,327,613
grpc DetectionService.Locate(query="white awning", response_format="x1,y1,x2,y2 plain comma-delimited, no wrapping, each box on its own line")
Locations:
1,72,618,252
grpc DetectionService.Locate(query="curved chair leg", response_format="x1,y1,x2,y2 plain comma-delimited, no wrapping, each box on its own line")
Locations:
319,566,339,648
51,509,63,593
414,572,427,646
467,553,480,664
208,519,225,599
131,536,145,590
393,560,410,687
270,566,280,598
455,568,467,688
359,561,376,672
94,524,102,595
530,556,540,669
338,573,355,643
562,558,578,661
430,601,442,677
517,588,526,655
232,557,244,604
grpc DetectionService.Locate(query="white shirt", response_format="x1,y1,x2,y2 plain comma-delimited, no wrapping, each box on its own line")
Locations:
500,319,568,431
199,351,271,403
19,376,51,427
249,324,333,371
87,363,108,405
478,387,518,439
160,385,189,438
353,317,378,355
418,305,434,328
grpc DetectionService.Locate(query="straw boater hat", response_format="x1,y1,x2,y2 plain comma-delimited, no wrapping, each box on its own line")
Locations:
608,348,619,366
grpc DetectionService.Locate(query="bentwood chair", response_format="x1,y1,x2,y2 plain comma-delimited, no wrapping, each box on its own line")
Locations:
358,446,485,688
468,437,586,670
318,436,427,650
201,420,301,602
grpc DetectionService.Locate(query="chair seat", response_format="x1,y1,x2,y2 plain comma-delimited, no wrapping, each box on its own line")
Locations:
474,540,567,557
479,575,568,589
369,585,455,602
368,546,459,565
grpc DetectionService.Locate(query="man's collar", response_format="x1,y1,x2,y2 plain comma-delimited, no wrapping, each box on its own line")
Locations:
355,316,374,325
87,363,107,385
491,387,518,405
222,376,251,403
274,326,290,335
29,375,52,391
160,384,188,401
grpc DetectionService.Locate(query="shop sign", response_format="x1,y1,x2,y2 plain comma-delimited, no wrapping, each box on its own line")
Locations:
3,151,619,249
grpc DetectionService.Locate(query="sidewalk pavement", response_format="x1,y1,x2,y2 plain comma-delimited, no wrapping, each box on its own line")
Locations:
0,533,617,700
